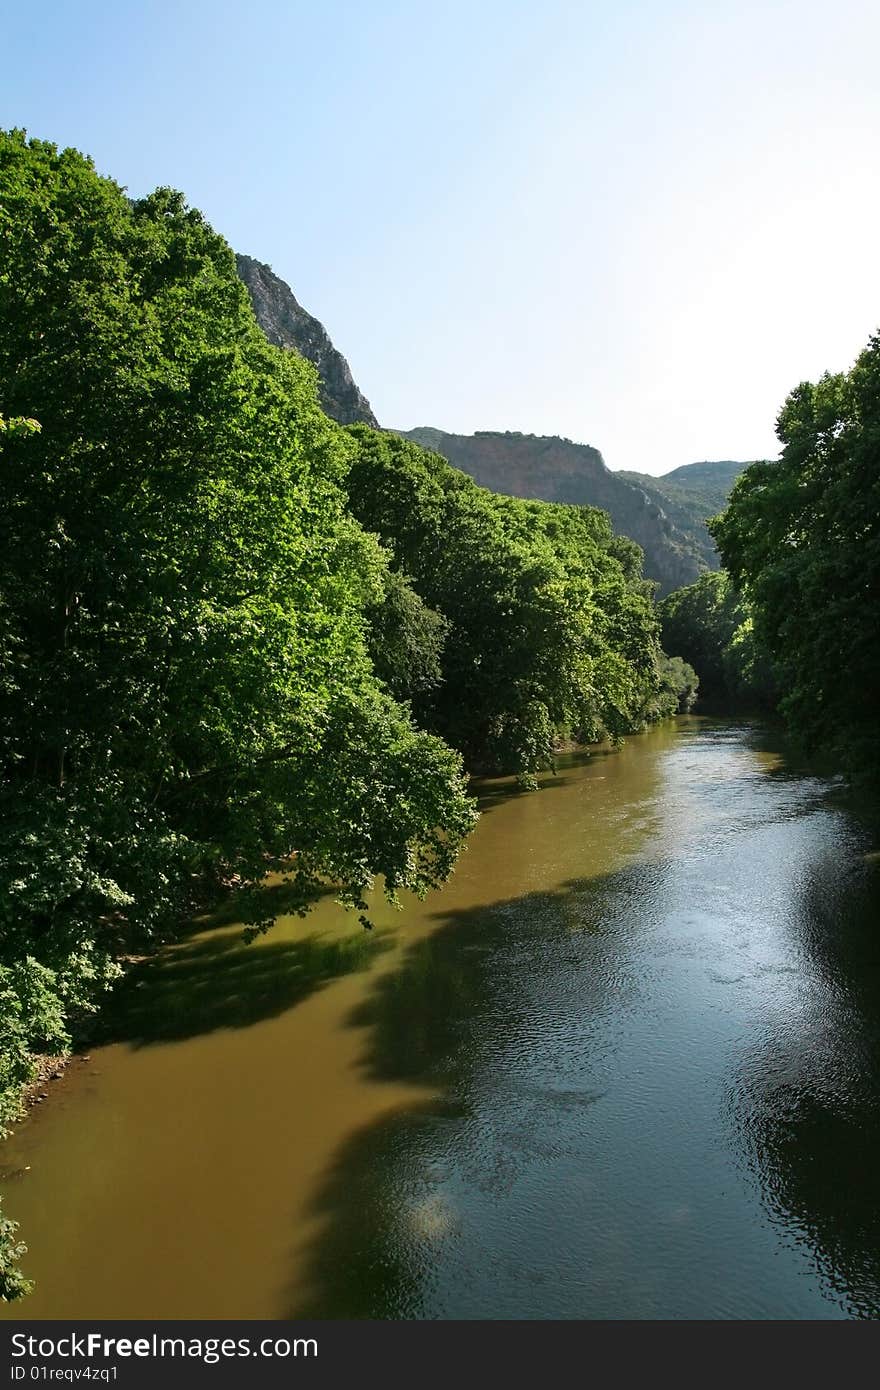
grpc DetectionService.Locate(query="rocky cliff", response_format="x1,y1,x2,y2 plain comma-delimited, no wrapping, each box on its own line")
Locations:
236,253,377,426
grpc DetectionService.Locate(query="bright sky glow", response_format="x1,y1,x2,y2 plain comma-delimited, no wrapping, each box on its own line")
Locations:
3,0,879,473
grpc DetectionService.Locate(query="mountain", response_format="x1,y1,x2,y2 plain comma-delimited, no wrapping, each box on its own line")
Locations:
661,459,746,496
235,253,377,426
233,255,751,593
617,460,751,574
398,429,747,594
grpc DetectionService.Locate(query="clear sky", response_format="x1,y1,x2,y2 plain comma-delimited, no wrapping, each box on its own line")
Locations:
3,0,879,473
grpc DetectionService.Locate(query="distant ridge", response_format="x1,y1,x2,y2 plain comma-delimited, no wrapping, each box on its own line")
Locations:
617,459,754,575
397,429,752,594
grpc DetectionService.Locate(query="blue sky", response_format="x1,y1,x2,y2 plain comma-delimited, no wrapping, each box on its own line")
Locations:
3,0,879,473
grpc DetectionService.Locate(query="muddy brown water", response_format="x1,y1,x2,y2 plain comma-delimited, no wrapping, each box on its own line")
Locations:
2,717,880,1319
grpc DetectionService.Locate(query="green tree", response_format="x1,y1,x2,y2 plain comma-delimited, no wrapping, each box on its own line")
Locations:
0,131,476,1152
711,333,880,776
0,409,40,1301
0,1205,32,1302
364,569,449,705
655,652,700,714
345,427,671,779
658,571,775,708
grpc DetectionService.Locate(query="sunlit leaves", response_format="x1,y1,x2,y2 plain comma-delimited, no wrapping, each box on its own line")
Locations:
0,130,476,1178
346,427,672,776
712,331,880,776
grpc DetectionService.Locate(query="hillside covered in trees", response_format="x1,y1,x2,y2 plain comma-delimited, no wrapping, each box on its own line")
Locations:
230,239,878,788
618,460,748,573
0,130,696,1296
398,428,748,595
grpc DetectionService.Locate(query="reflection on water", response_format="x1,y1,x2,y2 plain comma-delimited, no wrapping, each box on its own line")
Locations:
2,718,879,1319
730,843,880,1318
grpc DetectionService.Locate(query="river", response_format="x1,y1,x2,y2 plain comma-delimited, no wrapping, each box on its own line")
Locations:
2,716,879,1319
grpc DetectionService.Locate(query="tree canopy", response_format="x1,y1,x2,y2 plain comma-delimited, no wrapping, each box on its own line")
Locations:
657,571,776,709
0,129,476,1159
711,333,880,777
346,427,689,780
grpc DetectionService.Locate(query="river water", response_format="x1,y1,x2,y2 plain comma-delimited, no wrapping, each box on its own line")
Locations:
2,717,879,1319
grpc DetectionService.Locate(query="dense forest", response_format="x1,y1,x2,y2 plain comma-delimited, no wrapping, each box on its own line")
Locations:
0,131,695,1296
344,427,693,774
398,427,722,595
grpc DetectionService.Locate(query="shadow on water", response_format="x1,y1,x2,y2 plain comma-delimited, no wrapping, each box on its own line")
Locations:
471,742,626,813
96,925,393,1047
283,869,650,1319
729,850,880,1318
18,715,875,1319
93,753,604,1052
179,877,338,937
91,754,616,1054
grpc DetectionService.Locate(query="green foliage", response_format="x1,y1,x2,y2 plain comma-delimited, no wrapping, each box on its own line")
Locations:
657,571,776,708
655,653,700,714
364,569,449,704
0,413,40,439
711,333,880,779
0,415,41,1297
0,131,476,1170
0,1207,32,1302
345,428,672,776
658,572,738,700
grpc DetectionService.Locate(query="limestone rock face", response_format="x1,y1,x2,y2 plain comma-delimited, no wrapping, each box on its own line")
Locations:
236,253,378,427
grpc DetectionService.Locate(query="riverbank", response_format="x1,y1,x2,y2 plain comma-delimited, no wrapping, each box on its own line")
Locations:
17,1055,71,1114
3,727,642,1150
